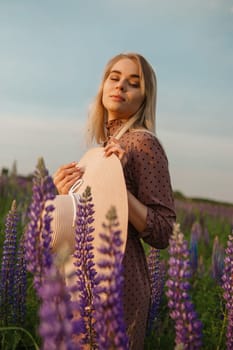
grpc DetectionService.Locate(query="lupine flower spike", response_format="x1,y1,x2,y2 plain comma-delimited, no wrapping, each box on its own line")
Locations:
146,247,166,333
93,206,129,350
14,235,27,325
166,223,203,349
190,222,202,242
72,186,98,347
24,157,56,291
211,236,224,284
38,264,75,350
189,228,198,275
24,159,77,349
0,200,19,325
222,232,233,350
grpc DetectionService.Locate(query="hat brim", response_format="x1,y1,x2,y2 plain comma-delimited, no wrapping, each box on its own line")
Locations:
49,147,128,264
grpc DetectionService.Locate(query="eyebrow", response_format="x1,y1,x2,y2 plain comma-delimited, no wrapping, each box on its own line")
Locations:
110,70,140,79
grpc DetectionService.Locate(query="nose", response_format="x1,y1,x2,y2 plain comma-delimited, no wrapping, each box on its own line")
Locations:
116,79,126,91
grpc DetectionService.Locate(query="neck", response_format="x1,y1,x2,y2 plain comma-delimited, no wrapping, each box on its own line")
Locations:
107,116,129,123
113,115,140,140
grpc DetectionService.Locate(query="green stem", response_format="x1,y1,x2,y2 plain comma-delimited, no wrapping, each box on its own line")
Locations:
0,326,39,350
216,308,227,350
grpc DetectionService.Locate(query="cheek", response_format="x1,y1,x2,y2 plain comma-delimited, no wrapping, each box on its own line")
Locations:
134,94,144,108
102,81,111,99
102,84,108,104
103,79,111,91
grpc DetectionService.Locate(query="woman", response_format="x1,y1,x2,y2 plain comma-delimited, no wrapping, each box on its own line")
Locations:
54,52,176,349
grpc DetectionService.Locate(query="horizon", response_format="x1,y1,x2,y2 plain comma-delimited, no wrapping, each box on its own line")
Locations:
1,0,233,203
1,163,233,207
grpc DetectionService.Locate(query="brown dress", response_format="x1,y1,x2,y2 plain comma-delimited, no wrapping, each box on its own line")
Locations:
106,119,176,350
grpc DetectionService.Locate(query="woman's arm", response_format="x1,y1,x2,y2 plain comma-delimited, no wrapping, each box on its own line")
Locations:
105,133,176,249
131,133,176,249
127,190,148,233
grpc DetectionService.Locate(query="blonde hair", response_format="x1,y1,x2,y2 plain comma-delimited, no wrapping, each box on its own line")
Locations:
86,52,157,144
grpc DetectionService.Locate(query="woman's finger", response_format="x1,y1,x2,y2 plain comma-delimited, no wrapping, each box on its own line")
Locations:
104,143,122,156
54,168,80,187
56,175,78,194
53,162,78,181
56,171,84,194
53,162,84,194
104,141,127,166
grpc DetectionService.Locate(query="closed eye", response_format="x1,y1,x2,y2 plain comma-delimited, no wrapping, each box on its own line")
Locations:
109,73,120,81
110,76,119,81
129,81,140,88
108,72,140,88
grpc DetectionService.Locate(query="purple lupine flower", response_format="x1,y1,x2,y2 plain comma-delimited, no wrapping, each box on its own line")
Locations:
181,211,196,232
24,157,56,291
72,186,99,347
146,247,166,333
189,231,198,275
211,236,225,284
93,206,129,350
38,265,76,350
13,235,27,325
190,221,202,242
0,200,18,325
222,232,233,350
166,223,203,350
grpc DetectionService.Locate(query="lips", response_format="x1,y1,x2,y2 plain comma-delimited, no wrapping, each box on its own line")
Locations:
110,95,125,102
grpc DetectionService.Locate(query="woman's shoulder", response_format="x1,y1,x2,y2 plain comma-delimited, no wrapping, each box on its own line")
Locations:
130,128,155,139
128,128,168,159
129,128,161,145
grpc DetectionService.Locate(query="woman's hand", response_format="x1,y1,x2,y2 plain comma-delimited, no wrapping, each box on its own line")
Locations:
53,162,84,194
104,137,128,167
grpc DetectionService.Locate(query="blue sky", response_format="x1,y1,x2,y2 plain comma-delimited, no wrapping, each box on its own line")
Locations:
0,0,233,203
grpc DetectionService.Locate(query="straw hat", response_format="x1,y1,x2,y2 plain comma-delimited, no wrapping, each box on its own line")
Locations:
48,147,128,266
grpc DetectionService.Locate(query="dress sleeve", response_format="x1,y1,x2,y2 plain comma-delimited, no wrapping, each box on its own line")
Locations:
131,132,176,249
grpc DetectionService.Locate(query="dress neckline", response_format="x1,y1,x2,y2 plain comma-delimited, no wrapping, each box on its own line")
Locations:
105,119,127,137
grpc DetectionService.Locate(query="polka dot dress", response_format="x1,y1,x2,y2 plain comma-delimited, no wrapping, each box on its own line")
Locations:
106,120,176,350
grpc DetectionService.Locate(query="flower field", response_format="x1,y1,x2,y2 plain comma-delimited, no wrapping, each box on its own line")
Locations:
0,162,232,350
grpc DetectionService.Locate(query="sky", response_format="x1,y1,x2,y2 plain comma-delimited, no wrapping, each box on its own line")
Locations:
0,0,233,203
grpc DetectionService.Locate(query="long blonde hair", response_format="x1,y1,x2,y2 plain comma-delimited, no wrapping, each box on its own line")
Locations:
86,52,157,144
